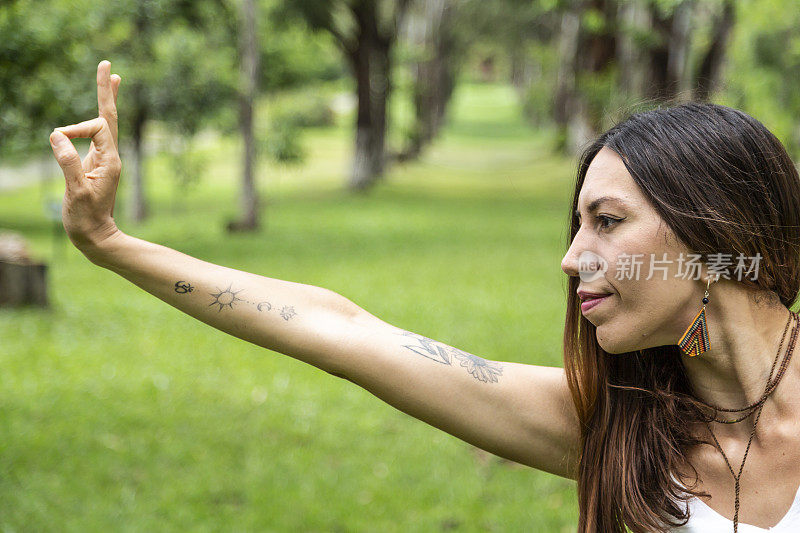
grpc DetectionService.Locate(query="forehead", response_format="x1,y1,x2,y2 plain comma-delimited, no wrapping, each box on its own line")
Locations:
577,146,641,210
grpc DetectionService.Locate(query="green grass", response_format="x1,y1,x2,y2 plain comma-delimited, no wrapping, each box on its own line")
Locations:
0,82,579,531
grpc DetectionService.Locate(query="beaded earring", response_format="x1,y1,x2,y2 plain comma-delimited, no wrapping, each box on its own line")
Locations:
678,277,713,357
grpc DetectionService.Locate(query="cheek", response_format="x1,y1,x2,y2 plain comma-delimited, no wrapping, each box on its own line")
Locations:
595,280,686,352
599,234,696,343
630,277,688,328
605,223,690,295
608,277,668,327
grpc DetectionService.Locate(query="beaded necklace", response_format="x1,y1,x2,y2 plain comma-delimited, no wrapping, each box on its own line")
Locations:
696,309,799,533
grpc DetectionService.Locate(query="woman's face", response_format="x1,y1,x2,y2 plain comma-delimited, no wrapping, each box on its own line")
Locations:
560,146,701,354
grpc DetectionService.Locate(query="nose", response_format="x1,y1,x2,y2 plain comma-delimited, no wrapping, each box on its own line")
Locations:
561,234,582,276
561,229,598,278
561,247,579,277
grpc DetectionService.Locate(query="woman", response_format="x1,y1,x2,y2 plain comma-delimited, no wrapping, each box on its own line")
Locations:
49,61,800,532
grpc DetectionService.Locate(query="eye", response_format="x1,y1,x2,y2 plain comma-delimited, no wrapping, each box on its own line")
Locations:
598,215,624,230
574,214,625,231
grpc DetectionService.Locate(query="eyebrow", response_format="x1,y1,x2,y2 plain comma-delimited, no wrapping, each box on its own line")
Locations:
574,196,628,218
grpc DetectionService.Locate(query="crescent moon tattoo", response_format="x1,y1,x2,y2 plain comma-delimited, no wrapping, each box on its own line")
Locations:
257,301,272,312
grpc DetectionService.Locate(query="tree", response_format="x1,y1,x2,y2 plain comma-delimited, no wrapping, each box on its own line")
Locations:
398,0,471,161
124,1,154,222
227,0,261,231
554,0,618,154
96,0,238,222
693,0,735,101
621,0,736,102
642,0,693,101
0,0,98,162
288,0,412,191
549,0,740,155
721,0,800,159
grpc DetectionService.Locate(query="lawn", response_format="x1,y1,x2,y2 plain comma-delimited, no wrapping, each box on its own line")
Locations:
0,81,580,531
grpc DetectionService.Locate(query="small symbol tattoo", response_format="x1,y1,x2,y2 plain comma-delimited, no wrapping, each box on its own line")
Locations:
279,306,296,321
209,284,244,312
257,301,272,312
175,281,194,294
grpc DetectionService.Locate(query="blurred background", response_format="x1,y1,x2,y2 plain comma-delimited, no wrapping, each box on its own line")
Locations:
0,0,798,530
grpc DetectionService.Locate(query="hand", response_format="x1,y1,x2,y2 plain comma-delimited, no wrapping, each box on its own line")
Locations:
49,60,123,256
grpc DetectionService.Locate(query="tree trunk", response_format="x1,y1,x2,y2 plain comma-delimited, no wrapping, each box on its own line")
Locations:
646,0,694,102
129,5,149,223
129,100,147,223
402,0,456,160
617,0,650,97
229,0,260,231
668,1,693,99
348,5,391,192
555,0,616,155
554,6,580,133
509,46,531,93
694,0,735,101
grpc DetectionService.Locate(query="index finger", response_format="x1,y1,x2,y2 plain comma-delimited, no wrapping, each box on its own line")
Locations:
96,60,118,148
56,117,116,153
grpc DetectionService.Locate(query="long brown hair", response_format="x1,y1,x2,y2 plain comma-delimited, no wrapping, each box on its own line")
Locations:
563,102,800,532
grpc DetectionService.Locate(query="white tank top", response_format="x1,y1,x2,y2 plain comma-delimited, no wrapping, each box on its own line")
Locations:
669,484,800,532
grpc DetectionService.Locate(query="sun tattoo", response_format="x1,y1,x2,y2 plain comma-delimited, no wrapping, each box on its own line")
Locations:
209,284,244,312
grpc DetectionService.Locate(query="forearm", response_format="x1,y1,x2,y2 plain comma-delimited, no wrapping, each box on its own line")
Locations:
86,230,368,374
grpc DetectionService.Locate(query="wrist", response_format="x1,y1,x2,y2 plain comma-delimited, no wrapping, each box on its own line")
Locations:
75,222,127,267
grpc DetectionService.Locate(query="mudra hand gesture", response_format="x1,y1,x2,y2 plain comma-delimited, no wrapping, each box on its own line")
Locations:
49,60,123,257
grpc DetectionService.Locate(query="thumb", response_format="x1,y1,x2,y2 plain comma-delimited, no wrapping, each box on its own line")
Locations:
49,130,84,186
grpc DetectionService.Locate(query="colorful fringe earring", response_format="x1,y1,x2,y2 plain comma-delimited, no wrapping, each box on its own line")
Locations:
678,277,712,357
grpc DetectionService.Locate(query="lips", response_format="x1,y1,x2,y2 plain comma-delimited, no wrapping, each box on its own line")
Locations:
577,289,614,315
577,290,613,302
580,293,612,313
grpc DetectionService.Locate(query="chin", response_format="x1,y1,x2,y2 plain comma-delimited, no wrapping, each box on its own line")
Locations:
595,326,639,354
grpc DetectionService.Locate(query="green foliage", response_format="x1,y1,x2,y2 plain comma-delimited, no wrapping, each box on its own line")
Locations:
0,0,343,165
255,87,339,164
650,0,694,18
581,7,607,34
720,0,800,159
269,94,336,129
149,22,238,136
261,120,306,164
576,64,636,132
0,0,97,161
165,135,212,192
521,41,560,127
259,21,344,89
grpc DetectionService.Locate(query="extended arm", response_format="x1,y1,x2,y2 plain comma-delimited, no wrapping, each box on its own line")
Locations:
83,232,579,476
48,61,581,479
85,230,385,378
